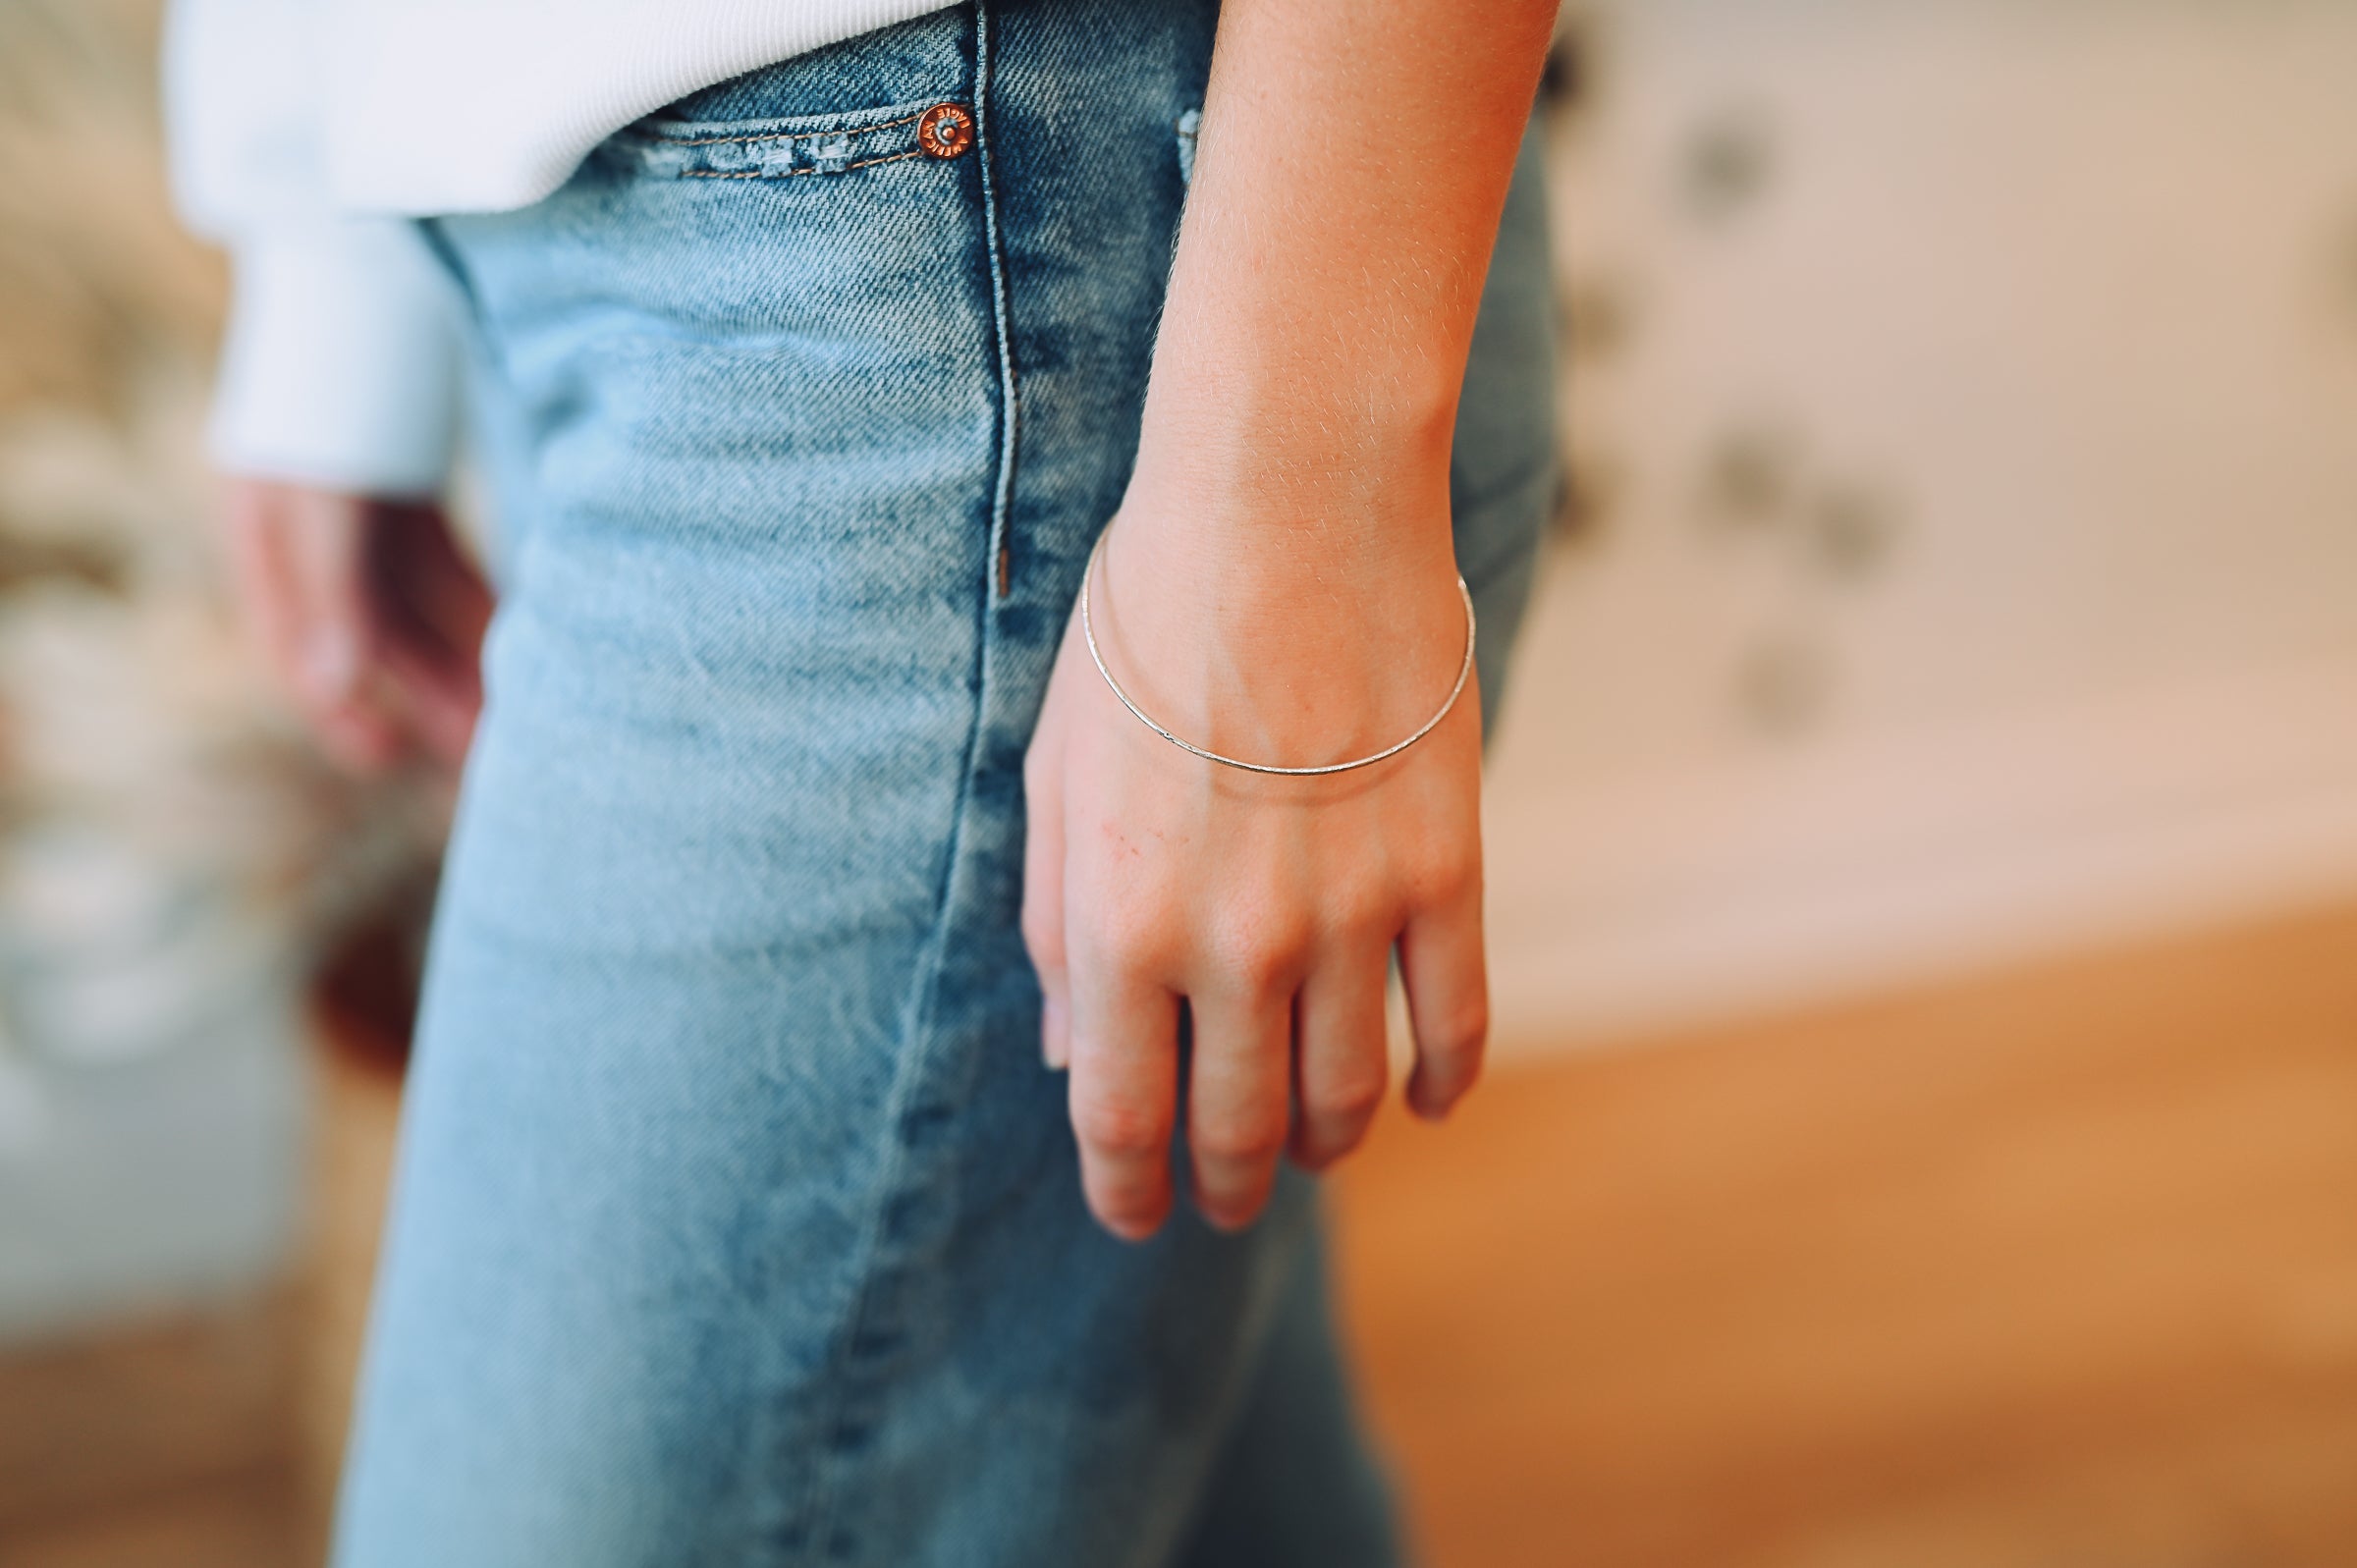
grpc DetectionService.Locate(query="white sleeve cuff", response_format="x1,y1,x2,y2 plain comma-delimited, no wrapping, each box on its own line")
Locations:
208,220,464,497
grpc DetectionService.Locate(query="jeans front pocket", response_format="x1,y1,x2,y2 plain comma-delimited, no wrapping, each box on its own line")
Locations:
606,3,975,184
622,97,975,183
425,11,1009,966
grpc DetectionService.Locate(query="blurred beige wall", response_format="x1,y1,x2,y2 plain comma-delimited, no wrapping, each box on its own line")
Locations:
1488,2,2357,1051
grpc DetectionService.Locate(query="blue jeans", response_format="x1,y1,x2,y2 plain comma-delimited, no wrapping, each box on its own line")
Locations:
338,4,1555,1563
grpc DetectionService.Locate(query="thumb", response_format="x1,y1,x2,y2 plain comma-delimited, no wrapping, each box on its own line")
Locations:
280,490,373,708
279,491,400,771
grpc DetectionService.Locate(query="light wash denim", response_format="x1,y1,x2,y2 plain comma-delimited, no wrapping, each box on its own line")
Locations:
338,3,1555,1563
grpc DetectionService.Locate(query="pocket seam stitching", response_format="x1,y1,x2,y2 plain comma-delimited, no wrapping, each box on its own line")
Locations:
663,106,931,149
680,147,926,180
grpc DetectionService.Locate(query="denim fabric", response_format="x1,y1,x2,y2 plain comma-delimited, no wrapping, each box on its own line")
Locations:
336,4,1554,1564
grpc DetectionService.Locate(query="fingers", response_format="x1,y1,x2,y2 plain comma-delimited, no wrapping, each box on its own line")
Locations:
222,490,300,678
279,492,375,715
1289,939,1391,1171
370,504,491,767
1398,873,1488,1121
375,638,482,768
1068,953,1181,1241
220,483,498,774
1186,979,1295,1229
373,499,495,667
224,483,400,771
1021,730,1072,1069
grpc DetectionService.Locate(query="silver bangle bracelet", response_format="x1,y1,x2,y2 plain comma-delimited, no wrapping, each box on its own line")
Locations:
1077,525,1478,778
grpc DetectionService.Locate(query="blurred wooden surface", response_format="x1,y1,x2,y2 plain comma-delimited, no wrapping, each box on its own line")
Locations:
0,1009,400,1568
1333,901,2357,1568
0,1303,298,1568
6,901,2353,1566
290,1025,405,1556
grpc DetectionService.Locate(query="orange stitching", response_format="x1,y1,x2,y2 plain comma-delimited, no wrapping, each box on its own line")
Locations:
664,108,928,148
680,149,925,179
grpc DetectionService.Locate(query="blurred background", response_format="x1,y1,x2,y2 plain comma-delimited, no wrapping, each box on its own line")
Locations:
3,2,2354,1564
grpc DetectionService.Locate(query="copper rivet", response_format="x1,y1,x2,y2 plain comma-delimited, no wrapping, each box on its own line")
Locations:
917,102,974,160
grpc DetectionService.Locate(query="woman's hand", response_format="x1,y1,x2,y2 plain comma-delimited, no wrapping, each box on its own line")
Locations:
1021,498,1489,1239
1021,0,1553,1237
222,478,493,772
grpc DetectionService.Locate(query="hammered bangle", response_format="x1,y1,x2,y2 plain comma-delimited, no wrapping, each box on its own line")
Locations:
1077,526,1477,778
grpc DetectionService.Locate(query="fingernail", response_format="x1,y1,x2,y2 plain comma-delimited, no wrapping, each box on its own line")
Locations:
302,628,358,703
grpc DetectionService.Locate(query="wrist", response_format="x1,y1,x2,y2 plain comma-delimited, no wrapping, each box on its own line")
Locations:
1089,493,1468,767
1081,524,1475,776
1130,357,1457,520
1121,404,1456,596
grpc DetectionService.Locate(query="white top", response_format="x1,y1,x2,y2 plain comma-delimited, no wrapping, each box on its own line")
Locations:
166,0,960,492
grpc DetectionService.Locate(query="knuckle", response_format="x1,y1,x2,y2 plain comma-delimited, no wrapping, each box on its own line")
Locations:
1205,905,1312,993
1434,998,1491,1060
1192,1116,1288,1167
1422,1007,1490,1079
1070,1092,1172,1162
1329,882,1402,943
1405,844,1481,909
1089,898,1181,978
1310,1060,1390,1124
1018,902,1064,970
1229,946,1296,997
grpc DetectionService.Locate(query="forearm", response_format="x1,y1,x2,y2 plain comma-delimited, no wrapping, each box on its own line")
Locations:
1130,0,1559,541
1102,0,1555,758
